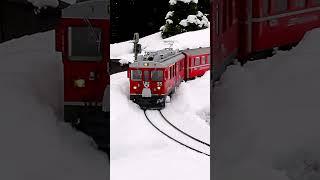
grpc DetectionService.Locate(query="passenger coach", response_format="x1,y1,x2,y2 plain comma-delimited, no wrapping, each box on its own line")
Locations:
211,0,320,81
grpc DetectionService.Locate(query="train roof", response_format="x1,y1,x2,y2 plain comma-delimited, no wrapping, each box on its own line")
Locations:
129,53,185,68
182,47,210,55
62,0,109,20
129,47,210,69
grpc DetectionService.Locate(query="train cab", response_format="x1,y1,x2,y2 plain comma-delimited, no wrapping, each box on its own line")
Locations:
55,0,110,152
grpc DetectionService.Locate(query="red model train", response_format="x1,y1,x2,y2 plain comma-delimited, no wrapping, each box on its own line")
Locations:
211,0,320,81
55,0,110,152
128,47,210,109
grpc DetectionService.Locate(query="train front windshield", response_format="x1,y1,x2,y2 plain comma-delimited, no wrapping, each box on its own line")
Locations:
131,69,163,81
68,26,102,61
151,70,163,81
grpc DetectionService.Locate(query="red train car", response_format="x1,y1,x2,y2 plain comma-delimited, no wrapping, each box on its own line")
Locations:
128,47,210,109
55,0,110,152
211,0,320,81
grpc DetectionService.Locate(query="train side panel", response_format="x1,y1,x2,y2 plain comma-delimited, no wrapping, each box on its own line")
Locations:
212,0,239,80
252,0,320,52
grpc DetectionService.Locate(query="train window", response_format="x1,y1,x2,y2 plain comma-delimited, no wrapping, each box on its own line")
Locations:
229,0,233,26
195,57,201,66
151,70,163,81
68,27,102,61
263,0,270,16
201,56,206,64
314,0,320,5
216,5,220,35
274,0,288,13
131,70,142,81
144,70,150,81
222,1,228,32
292,0,305,8
173,65,175,77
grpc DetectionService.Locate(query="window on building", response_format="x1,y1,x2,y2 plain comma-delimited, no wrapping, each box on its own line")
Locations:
68,26,102,61
274,0,288,13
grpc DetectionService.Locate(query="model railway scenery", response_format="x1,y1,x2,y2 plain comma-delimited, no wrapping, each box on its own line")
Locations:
1,0,320,179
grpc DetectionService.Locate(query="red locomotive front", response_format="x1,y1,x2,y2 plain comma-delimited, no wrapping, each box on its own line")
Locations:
128,49,185,109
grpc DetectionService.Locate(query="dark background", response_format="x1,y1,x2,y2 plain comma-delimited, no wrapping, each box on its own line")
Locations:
0,0,68,43
0,0,209,44
111,0,169,43
111,0,209,43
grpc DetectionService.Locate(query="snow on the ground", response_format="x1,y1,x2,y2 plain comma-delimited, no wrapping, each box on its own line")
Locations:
27,0,59,9
110,71,210,180
61,0,77,4
0,31,108,179
213,28,320,180
110,28,209,64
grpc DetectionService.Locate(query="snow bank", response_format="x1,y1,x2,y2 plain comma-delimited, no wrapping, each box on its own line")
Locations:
0,31,108,179
27,0,59,9
110,71,210,180
169,0,198,5
213,28,320,180
110,28,210,64
61,0,77,4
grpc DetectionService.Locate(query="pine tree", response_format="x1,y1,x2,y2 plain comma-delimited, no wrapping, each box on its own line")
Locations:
160,0,209,39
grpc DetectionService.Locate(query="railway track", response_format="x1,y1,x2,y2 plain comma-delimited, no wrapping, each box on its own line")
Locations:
144,110,210,157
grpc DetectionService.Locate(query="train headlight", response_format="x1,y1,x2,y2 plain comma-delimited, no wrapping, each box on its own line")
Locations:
74,79,85,88
157,86,161,90
144,63,149,66
133,86,137,90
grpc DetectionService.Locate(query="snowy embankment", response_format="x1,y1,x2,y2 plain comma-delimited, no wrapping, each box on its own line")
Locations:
27,0,59,9
110,28,210,180
214,28,320,180
111,72,210,180
110,28,210,64
0,31,107,179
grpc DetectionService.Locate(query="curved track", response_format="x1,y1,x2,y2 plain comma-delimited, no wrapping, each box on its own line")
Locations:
159,110,210,147
144,110,210,157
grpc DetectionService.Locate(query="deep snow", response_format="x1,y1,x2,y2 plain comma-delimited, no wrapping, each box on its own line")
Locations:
0,31,108,179
213,28,320,180
110,72,210,180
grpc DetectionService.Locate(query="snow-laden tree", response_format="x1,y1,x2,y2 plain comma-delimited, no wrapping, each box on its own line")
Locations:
27,0,59,14
160,0,209,38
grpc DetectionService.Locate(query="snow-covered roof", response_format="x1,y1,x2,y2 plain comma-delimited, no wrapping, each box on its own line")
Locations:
62,0,109,19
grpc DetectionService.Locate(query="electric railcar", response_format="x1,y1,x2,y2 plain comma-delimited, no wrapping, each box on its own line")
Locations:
128,47,210,109
55,0,110,153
